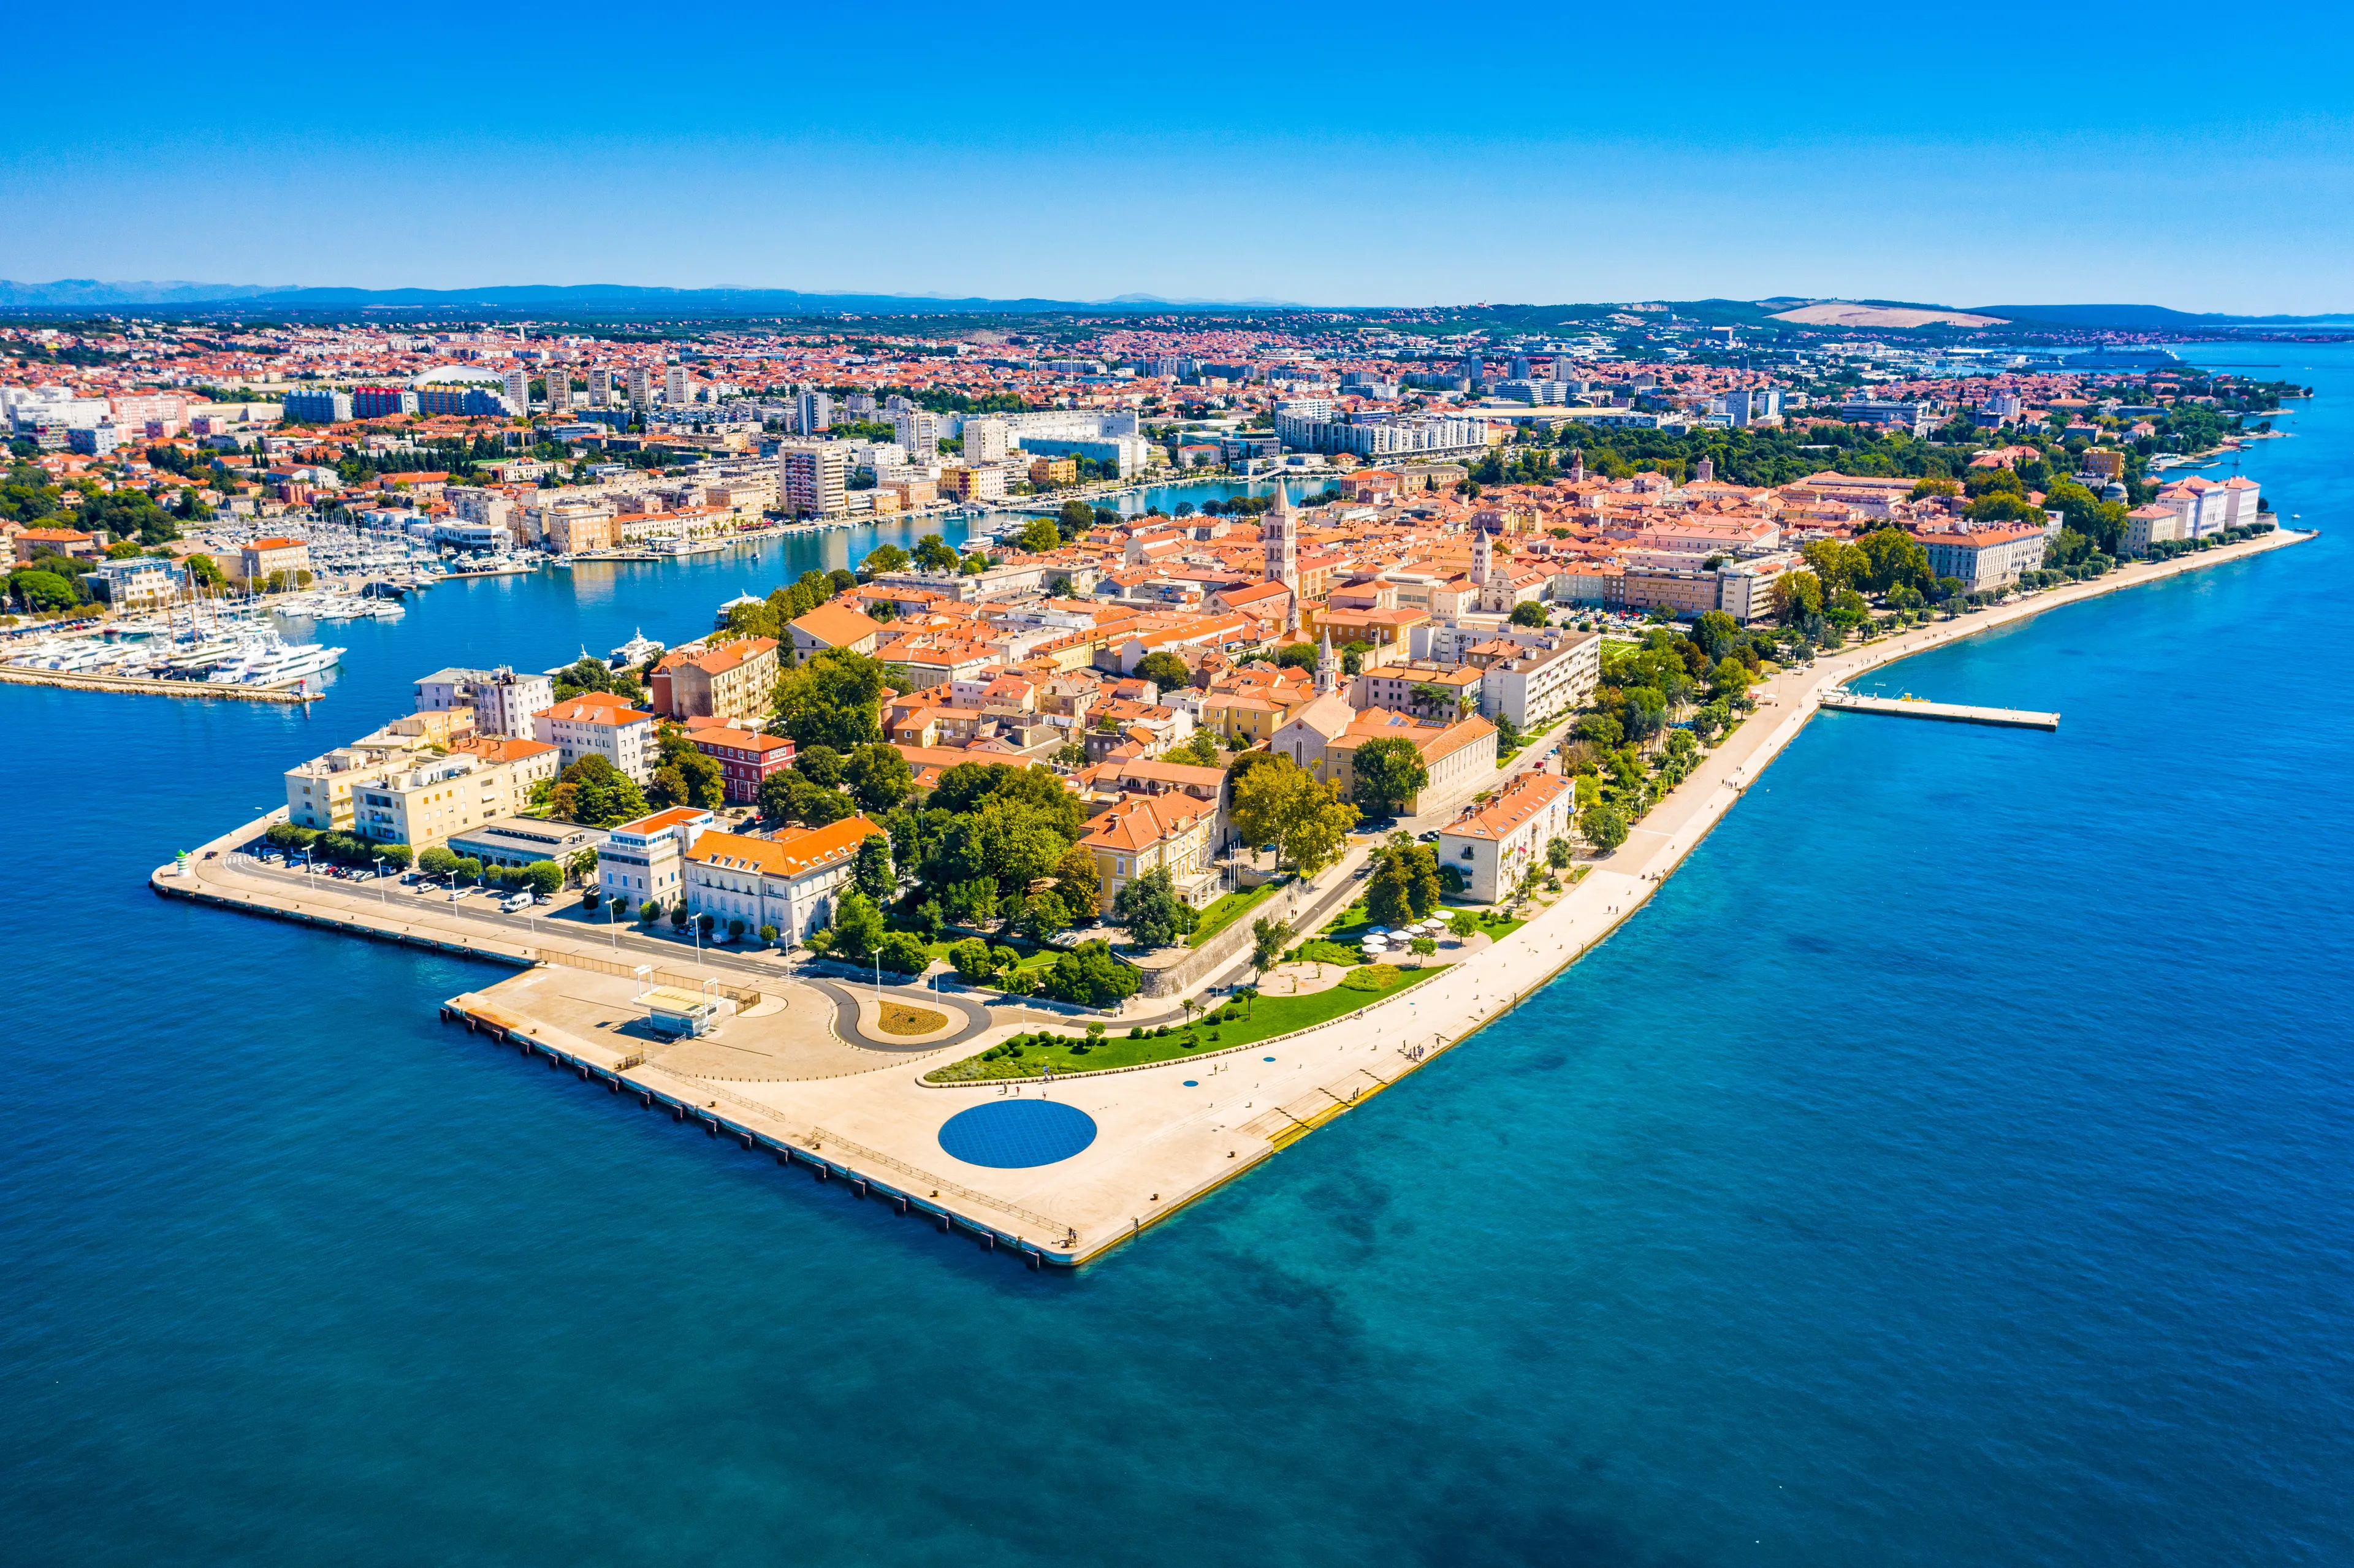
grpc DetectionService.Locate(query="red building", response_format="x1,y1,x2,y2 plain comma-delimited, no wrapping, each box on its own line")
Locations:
684,720,796,804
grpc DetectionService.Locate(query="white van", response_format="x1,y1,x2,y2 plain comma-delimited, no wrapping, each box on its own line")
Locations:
499,891,533,913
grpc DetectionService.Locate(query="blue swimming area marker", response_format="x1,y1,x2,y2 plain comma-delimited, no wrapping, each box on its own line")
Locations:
937,1100,1099,1168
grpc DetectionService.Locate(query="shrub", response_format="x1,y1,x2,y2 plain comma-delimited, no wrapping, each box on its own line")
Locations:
877,931,929,974
758,924,779,945
1339,964,1402,992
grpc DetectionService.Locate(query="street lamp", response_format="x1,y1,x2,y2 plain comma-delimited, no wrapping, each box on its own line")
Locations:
372,854,387,909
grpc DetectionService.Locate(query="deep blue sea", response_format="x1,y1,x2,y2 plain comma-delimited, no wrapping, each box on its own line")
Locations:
4,351,2350,1566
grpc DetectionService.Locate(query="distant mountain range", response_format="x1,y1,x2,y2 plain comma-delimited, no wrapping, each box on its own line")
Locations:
2,280,2349,327
0,280,1300,313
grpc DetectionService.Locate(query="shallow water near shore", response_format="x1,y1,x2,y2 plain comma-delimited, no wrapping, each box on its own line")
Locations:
4,346,2352,1566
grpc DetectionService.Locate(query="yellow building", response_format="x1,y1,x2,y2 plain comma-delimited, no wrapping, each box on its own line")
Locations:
1029,455,1078,487
1078,791,1221,916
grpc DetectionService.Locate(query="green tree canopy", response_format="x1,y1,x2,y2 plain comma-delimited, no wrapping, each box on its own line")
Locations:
549,754,648,827
1040,939,1140,1008
1350,737,1429,817
774,647,887,751
1232,755,1358,877
1112,866,1198,950
1135,650,1192,690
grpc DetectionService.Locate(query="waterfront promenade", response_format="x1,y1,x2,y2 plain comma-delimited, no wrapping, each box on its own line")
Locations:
150,527,2309,1266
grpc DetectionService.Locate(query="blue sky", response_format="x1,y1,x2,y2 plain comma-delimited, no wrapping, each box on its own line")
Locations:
7,1,2352,312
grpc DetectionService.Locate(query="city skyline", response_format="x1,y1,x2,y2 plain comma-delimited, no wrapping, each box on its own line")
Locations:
8,1,2353,315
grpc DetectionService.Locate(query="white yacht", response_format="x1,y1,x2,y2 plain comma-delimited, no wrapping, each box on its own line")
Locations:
610,628,665,667
205,634,345,687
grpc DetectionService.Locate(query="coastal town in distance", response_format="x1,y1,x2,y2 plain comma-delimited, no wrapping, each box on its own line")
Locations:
1,299,2308,1259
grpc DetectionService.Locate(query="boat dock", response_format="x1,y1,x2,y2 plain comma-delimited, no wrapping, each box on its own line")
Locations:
1819,687,2059,730
0,666,321,702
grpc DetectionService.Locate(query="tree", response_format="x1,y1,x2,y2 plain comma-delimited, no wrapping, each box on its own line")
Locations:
844,743,912,813
853,832,894,903
1692,609,1742,663
1251,915,1292,975
1351,737,1428,817
1231,755,1358,878
1582,803,1629,853
828,888,886,961
455,857,484,886
796,744,844,787
563,847,600,887
1857,526,1932,596
1712,657,1751,700
1018,516,1062,553
912,533,959,572
1366,840,1442,926
1051,842,1099,921
1510,598,1550,627
1409,936,1438,965
773,647,887,751
1545,837,1572,870
549,754,647,828
945,875,1002,930
417,845,459,878
861,542,910,574
1164,728,1221,766
1135,650,1191,690
521,860,564,897
1773,569,1824,625
949,937,996,983
1447,911,1479,942
1014,888,1071,945
1273,642,1318,672
877,931,929,974
1041,940,1140,1008
7,568,80,612
1113,866,1198,949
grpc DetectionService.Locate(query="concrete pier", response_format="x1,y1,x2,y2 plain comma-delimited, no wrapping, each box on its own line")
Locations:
1818,687,2060,730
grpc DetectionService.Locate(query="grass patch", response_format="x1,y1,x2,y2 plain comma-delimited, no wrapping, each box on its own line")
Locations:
877,1003,948,1036
1187,878,1284,948
922,964,1448,1083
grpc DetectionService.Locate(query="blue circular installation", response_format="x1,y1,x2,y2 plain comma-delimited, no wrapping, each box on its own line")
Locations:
937,1100,1098,1168
1183,1081,1198,1087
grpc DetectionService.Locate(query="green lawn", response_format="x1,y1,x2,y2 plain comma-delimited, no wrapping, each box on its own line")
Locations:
1187,878,1284,948
922,964,1449,1083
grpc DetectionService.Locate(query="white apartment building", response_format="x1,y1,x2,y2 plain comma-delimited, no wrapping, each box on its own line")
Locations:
598,806,715,911
681,816,886,940
627,366,652,408
1920,523,2049,592
413,665,555,737
665,365,689,405
892,409,943,457
780,443,850,516
962,417,1009,463
289,736,560,851
1479,631,1601,731
534,695,657,783
1436,771,1572,903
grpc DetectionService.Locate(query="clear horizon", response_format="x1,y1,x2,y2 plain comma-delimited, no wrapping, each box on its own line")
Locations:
7,0,2352,315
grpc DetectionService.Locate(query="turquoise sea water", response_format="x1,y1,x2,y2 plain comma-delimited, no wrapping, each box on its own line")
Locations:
4,348,2351,1565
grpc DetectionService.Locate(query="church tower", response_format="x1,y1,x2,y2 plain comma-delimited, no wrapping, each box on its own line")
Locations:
1315,626,1338,696
1569,447,1585,484
1695,454,1715,484
1263,484,1301,633
1471,521,1494,586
